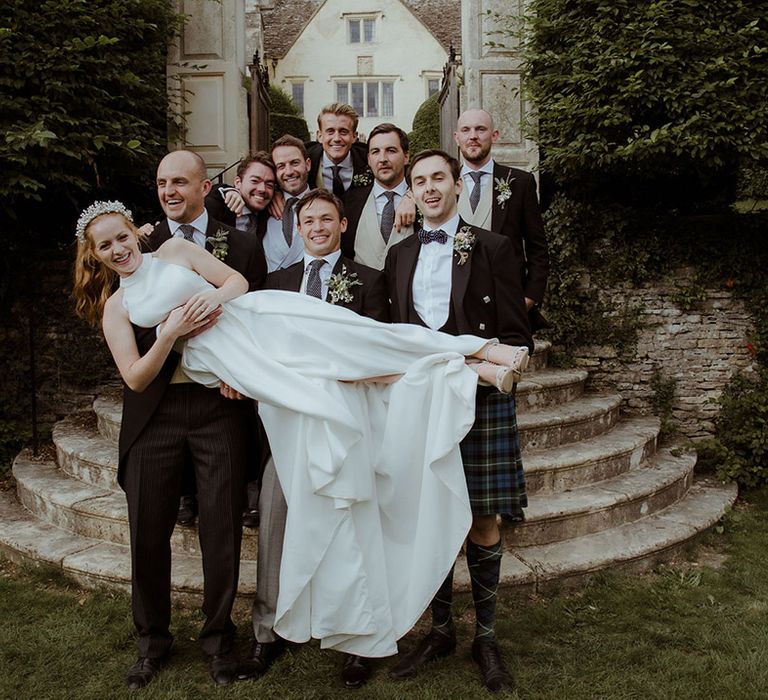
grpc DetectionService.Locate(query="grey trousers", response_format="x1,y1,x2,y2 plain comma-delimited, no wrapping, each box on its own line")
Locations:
251,457,287,642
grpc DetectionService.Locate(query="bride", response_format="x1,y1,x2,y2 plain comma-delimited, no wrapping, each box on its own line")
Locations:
73,200,530,657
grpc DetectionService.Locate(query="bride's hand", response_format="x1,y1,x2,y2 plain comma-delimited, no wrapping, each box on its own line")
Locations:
161,306,211,339
182,290,222,323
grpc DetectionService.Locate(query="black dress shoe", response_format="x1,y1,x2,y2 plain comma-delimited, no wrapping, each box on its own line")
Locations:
125,655,167,690
237,639,287,680
209,649,239,686
341,653,372,689
389,629,456,680
176,495,198,526
242,507,260,529
471,638,514,692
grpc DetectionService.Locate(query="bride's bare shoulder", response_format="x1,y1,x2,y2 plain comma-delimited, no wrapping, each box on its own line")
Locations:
156,237,195,266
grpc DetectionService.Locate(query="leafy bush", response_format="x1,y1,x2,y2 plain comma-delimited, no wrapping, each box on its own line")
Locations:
408,94,440,154
0,0,182,245
269,85,310,142
522,0,768,209
697,369,768,488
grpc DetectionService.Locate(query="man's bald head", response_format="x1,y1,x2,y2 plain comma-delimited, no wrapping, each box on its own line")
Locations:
454,108,500,167
156,150,212,223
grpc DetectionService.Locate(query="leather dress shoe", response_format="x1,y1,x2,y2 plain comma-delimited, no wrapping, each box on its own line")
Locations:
237,639,287,680
341,653,372,689
125,654,167,690
389,630,456,680
471,638,514,692
209,649,239,686
242,507,260,529
176,495,198,526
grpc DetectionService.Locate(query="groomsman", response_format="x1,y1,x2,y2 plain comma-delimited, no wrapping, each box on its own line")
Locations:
385,150,532,693
121,149,263,689
306,102,370,195
342,123,416,270
454,108,549,329
240,189,388,690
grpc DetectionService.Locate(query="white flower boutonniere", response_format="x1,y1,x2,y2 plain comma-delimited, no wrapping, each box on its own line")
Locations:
206,228,230,261
453,226,476,266
327,265,363,304
495,173,515,209
351,171,373,188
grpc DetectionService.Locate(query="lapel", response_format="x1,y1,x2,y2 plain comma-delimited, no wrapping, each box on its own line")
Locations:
449,218,474,331
285,261,305,292
396,237,421,322
491,162,513,231
147,219,172,251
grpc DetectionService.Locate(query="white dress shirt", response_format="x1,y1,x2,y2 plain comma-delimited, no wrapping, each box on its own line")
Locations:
169,209,209,247
461,159,495,200
263,187,310,272
372,179,408,229
322,153,353,192
412,214,460,330
299,249,342,300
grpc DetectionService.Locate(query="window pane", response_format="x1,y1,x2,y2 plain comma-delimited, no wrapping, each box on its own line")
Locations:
291,83,304,114
336,82,348,104
366,82,379,117
349,19,360,43
428,78,440,97
351,82,364,116
382,82,394,117
364,18,376,42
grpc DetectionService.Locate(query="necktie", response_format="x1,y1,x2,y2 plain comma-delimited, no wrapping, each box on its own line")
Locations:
281,197,298,247
179,223,196,242
468,171,483,213
417,229,448,245
306,259,327,299
331,166,345,198
246,212,259,234
380,191,396,243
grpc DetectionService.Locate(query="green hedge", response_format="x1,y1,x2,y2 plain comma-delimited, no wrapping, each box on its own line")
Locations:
408,94,440,154
269,85,310,142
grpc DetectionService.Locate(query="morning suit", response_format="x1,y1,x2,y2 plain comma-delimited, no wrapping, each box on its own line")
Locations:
385,219,532,514
250,254,389,643
458,163,549,324
341,183,415,270
118,215,263,658
306,141,370,195
205,185,270,241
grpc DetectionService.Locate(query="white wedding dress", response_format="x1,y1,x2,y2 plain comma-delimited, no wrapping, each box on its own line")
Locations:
121,254,485,657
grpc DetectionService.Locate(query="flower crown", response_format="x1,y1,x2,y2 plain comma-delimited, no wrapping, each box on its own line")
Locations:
75,200,133,243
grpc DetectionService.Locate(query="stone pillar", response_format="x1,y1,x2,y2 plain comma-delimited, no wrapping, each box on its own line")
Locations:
167,0,250,182
460,0,537,171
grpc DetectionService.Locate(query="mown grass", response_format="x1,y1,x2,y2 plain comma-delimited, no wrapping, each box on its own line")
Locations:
3,490,768,699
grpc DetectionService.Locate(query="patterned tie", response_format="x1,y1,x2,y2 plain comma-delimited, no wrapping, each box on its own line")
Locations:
306,259,326,299
380,191,396,243
331,165,345,198
417,229,448,245
281,197,298,247
179,223,196,242
468,171,483,213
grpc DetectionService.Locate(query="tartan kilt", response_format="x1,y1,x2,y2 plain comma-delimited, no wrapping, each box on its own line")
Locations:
459,390,527,516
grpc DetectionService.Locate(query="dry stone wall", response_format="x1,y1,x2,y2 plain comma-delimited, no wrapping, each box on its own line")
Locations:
566,268,755,440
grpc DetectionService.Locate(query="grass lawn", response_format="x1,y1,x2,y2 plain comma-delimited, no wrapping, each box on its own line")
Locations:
3,489,768,699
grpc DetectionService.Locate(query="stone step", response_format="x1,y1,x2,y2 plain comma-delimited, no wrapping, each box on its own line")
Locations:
94,393,121,444
529,339,551,372
1,473,735,597
12,453,260,559
515,367,588,412
523,417,660,494
0,485,257,596
517,393,622,450
53,415,118,491
508,446,695,547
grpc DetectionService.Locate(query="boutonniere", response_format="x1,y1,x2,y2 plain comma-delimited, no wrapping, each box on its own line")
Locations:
495,173,515,209
351,171,373,188
206,228,230,261
453,226,476,266
327,265,363,303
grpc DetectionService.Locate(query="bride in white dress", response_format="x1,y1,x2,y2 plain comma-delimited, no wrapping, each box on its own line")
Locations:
73,201,529,658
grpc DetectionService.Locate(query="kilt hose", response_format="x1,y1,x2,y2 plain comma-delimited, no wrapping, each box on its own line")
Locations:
459,389,527,516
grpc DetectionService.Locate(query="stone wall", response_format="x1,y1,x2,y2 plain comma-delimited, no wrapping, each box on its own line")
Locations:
566,268,755,440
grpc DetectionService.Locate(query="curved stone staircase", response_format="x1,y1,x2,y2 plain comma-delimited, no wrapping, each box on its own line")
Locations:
0,341,736,595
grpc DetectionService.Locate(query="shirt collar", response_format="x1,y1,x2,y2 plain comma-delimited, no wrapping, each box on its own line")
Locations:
322,152,353,170
372,178,408,199
460,159,494,179
303,249,342,270
423,213,460,238
168,209,208,235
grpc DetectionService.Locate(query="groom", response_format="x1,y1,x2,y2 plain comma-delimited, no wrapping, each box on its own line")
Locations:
385,149,532,692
